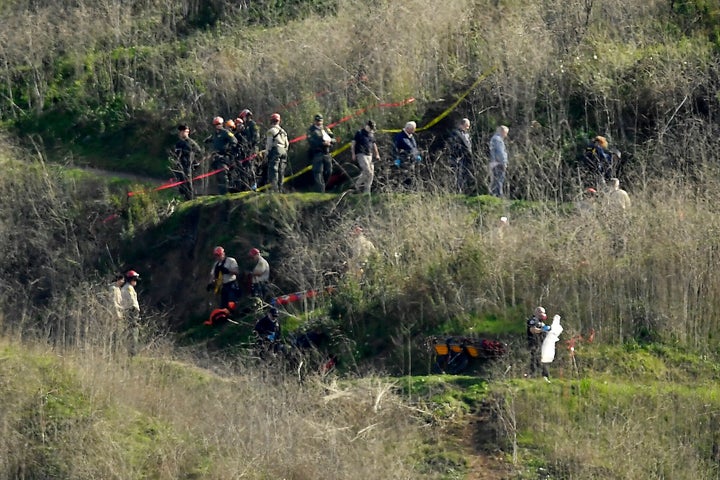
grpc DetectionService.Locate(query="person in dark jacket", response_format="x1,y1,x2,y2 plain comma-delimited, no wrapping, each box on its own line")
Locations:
393,121,420,164
526,306,550,380
390,121,421,190
254,306,281,341
448,118,473,194
236,109,260,190
239,109,260,155
172,124,203,200
205,116,238,194
351,120,380,194
584,135,615,186
307,113,336,192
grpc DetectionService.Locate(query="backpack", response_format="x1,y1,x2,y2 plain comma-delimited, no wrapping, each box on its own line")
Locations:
270,127,288,156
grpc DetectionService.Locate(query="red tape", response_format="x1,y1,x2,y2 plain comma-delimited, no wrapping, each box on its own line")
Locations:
271,286,335,306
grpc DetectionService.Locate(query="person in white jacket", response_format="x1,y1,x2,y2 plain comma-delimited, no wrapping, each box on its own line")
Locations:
110,273,125,320
120,270,141,356
540,314,564,383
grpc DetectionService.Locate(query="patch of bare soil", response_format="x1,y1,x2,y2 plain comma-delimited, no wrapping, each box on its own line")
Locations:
463,413,516,480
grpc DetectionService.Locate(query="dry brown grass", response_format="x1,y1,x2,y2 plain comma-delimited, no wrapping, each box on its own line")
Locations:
0,333,433,479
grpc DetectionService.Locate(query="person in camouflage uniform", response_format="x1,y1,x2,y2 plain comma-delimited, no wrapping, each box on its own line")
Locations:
307,113,336,192
205,116,238,194
265,113,290,192
238,109,260,190
172,124,203,200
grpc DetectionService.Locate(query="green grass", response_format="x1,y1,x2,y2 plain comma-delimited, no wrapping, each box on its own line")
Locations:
4,332,720,479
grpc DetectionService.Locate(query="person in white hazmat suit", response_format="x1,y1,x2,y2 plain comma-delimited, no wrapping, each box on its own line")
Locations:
540,314,563,383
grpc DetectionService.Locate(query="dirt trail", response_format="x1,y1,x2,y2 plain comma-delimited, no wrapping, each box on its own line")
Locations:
80,166,216,196
79,166,163,184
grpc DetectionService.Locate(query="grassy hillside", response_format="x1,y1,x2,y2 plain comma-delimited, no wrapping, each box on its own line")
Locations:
3,331,720,478
2,0,720,478
115,177,720,363
5,119,720,476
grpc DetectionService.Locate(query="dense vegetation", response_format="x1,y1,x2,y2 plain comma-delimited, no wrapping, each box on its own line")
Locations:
3,0,719,187
2,0,720,478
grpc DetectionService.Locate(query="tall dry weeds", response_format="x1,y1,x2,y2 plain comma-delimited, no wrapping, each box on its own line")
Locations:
0,336,431,479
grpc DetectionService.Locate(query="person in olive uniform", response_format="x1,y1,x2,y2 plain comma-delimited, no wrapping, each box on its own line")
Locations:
307,113,336,192
205,116,238,194
265,113,290,192
173,124,203,200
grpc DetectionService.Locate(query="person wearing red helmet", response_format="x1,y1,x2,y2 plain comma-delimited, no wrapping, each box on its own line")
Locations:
526,306,551,381
248,247,270,299
121,270,141,314
265,113,289,192
207,246,240,309
221,118,250,193
204,116,238,195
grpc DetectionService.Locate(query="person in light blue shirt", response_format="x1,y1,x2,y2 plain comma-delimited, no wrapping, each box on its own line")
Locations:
488,125,509,197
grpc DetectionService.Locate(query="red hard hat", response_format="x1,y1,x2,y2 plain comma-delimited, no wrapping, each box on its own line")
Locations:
212,116,224,126
235,118,244,126
270,113,281,122
125,270,140,280
249,247,260,257
213,246,225,257
239,109,252,119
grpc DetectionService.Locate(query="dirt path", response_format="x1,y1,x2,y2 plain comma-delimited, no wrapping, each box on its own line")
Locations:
79,166,163,184
79,166,217,196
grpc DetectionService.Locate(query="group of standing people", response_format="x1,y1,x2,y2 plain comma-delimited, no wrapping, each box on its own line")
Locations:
171,110,516,198
448,121,509,197
206,245,270,310
171,109,629,206
171,109,264,199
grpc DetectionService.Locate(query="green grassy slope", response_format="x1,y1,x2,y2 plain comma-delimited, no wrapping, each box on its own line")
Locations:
3,335,720,479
